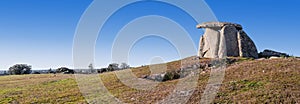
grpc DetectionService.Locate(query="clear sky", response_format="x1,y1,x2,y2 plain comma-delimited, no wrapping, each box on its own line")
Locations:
0,0,299,70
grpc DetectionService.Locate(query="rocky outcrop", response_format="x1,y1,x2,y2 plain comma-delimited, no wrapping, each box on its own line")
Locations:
258,49,289,58
197,22,258,58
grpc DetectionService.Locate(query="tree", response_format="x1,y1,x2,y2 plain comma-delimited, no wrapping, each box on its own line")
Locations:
88,63,96,73
107,63,119,71
119,63,130,69
3,71,8,75
88,63,94,70
8,64,32,75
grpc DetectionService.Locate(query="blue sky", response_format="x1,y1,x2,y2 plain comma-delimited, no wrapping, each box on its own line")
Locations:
0,0,299,69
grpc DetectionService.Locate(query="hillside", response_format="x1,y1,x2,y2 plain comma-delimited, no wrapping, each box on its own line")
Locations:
0,57,299,103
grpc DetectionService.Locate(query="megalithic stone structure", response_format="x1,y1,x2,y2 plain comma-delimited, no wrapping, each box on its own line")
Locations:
197,22,258,58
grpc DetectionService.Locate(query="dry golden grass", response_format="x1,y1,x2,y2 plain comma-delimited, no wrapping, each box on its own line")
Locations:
0,57,299,103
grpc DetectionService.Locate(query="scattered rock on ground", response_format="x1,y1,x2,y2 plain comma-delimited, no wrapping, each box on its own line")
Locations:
269,56,280,59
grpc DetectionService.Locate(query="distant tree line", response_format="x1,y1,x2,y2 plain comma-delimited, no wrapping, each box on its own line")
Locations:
4,63,131,75
76,63,130,74
97,63,130,73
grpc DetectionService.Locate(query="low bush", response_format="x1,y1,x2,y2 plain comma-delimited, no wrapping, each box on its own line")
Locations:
162,71,181,81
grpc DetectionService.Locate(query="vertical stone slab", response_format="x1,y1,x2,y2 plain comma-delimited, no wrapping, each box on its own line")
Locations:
221,25,239,57
218,31,227,58
238,30,258,58
198,35,205,57
203,28,220,58
237,30,243,57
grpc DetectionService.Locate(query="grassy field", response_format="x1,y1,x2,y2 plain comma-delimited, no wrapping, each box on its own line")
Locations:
0,57,299,103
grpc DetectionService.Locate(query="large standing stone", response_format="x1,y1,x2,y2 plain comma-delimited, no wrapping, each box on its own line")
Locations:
221,25,239,57
197,22,258,58
238,30,258,58
199,28,221,58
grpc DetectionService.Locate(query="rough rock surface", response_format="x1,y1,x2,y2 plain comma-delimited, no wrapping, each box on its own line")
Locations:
259,49,289,58
199,28,221,58
197,22,243,30
197,22,258,58
222,25,239,57
238,30,259,58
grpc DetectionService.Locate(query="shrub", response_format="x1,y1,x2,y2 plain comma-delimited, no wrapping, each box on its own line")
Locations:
162,71,181,81
33,71,41,74
107,63,119,71
98,68,108,73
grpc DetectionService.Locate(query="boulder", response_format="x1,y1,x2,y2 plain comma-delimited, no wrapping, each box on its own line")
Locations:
259,49,289,58
269,56,280,59
145,73,165,82
197,22,258,58
257,58,266,60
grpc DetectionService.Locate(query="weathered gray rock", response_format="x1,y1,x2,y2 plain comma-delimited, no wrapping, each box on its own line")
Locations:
269,56,280,59
222,25,239,57
257,58,266,60
238,30,259,58
197,22,258,58
197,22,243,30
259,49,289,58
145,73,165,82
199,27,221,58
